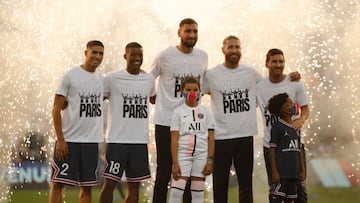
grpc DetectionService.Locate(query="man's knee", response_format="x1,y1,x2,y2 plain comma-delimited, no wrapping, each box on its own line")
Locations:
80,186,92,193
102,178,117,191
51,182,64,192
127,182,140,195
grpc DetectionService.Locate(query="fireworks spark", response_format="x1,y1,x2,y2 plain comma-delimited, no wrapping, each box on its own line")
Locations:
0,0,359,202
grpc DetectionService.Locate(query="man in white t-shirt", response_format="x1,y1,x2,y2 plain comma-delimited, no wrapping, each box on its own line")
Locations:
50,40,104,203
203,35,261,203
151,18,208,203
99,42,155,203
256,48,310,203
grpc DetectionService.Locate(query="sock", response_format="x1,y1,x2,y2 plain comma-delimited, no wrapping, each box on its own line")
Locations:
169,178,187,203
190,179,205,203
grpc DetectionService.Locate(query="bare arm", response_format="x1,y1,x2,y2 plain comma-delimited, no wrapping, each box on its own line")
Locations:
293,105,310,130
289,71,301,81
171,130,181,180
207,130,215,160
202,130,215,176
299,144,306,181
269,147,280,184
52,94,68,161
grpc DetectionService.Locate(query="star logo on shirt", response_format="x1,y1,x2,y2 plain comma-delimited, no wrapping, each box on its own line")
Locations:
284,131,289,136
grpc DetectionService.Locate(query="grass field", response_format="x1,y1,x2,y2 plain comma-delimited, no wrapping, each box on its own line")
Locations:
8,186,360,203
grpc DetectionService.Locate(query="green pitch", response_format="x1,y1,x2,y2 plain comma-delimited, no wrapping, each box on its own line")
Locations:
8,186,360,203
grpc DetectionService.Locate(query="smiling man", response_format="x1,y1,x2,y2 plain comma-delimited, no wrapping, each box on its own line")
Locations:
50,40,105,203
256,48,309,203
99,42,155,203
203,35,261,203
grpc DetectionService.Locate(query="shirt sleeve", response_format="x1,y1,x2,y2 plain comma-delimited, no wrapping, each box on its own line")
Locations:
150,75,156,97
205,107,215,131
103,73,112,98
202,70,210,94
170,107,181,131
295,82,308,107
269,125,280,148
254,68,263,83
150,53,162,79
55,72,70,97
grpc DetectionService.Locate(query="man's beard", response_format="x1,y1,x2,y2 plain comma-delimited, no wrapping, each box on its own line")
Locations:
181,39,197,49
225,53,241,65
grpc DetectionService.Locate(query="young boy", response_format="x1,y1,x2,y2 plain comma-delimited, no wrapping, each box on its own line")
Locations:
268,93,306,203
169,76,215,203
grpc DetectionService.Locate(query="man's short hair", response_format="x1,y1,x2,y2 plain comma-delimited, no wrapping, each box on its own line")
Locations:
223,35,240,45
266,48,284,63
125,42,142,52
179,18,198,27
87,40,104,48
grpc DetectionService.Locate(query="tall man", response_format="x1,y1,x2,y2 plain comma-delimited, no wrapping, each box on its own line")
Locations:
50,40,104,203
203,35,261,203
151,18,208,203
256,48,310,203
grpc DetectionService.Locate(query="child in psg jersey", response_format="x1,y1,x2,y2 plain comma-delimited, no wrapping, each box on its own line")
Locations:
268,93,306,203
169,76,215,203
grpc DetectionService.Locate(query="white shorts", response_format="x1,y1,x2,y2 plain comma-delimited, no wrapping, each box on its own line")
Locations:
178,151,207,178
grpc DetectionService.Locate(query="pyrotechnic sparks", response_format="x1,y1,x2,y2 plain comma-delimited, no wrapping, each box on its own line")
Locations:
0,0,359,202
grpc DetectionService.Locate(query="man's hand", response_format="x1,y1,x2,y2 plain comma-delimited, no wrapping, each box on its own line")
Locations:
293,119,304,130
55,139,69,162
61,100,68,110
289,71,301,81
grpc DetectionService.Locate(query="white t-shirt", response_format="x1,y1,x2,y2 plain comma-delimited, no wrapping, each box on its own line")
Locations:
256,75,308,148
171,103,214,156
203,64,261,140
151,46,208,126
56,66,104,143
104,69,155,144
